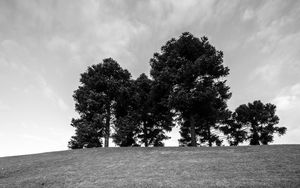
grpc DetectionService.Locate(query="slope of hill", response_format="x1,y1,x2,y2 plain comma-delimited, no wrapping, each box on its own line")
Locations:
0,145,299,187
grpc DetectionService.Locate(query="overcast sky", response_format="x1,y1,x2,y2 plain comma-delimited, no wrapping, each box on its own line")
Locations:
0,0,299,157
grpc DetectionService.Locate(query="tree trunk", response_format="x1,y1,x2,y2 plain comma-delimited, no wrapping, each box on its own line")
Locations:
190,116,197,147
250,124,260,145
104,104,111,147
208,126,212,147
143,121,148,147
250,131,260,145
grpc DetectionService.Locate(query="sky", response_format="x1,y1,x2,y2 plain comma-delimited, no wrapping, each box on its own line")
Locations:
0,0,300,157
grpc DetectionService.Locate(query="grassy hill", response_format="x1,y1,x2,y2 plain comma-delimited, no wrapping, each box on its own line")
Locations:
0,145,299,187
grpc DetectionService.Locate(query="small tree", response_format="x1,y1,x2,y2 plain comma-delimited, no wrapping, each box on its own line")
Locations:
68,118,103,149
219,111,248,146
112,116,140,147
234,100,287,145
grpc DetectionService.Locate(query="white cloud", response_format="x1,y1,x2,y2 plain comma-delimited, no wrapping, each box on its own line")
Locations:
46,36,78,53
0,56,8,66
273,83,300,111
0,100,10,111
273,96,297,111
250,31,300,84
58,98,69,111
252,63,281,84
0,40,31,74
37,75,69,111
246,1,300,54
166,0,213,26
243,9,254,21
272,83,300,143
290,84,300,95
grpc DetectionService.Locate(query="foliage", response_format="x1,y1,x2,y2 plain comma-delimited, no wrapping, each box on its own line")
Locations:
69,58,131,148
135,74,173,146
233,100,287,145
219,112,248,146
68,118,103,149
112,73,173,147
69,32,287,148
112,116,140,147
150,32,231,146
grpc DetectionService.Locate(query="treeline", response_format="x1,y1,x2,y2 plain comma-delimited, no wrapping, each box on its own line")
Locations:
68,32,286,148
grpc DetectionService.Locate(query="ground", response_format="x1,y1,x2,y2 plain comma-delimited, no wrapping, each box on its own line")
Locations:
0,145,299,187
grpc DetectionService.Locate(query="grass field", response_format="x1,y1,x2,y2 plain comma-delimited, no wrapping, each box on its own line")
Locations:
0,145,299,187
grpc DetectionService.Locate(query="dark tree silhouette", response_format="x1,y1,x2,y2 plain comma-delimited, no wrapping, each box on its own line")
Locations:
150,32,231,146
68,118,103,149
233,100,287,145
69,58,131,148
69,33,287,149
219,111,248,146
135,73,173,146
112,116,140,147
111,79,141,147
112,73,174,147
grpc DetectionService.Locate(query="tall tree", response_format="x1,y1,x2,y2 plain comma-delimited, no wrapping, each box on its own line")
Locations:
111,79,141,147
135,73,173,147
112,73,174,147
69,58,131,148
150,32,231,146
233,100,287,145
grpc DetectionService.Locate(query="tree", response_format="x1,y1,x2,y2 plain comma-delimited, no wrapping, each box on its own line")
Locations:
112,116,140,147
150,32,231,146
69,58,131,148
135,73,173,146
68,118,103,149
233,100,287,145
219,111,248,146
111,79,141,147
112,73,174,147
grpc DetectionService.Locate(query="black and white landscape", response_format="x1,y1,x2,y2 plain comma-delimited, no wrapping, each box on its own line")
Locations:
0,1,300,187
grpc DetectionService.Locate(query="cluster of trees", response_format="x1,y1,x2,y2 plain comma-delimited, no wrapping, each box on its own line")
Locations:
68,32,286,149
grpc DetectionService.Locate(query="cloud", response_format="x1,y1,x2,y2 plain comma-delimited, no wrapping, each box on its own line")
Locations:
37,75,69,111
272,83,300,143
246,1,300,53
0,40,31,74
249,11,300,85
0,0,219,78
0,100,10,111
242,9,254,21
252,63,281,84
273,83,300,111
273,96,297,111
0,56,9,66
251,32,300,85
